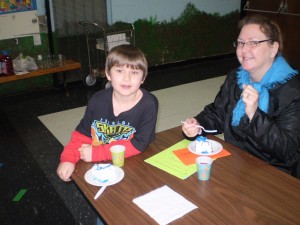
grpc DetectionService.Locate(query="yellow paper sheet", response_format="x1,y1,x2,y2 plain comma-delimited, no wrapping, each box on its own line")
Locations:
145,139,197,179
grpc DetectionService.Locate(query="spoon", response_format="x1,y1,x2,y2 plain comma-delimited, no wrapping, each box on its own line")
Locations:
180,121,217,133
94,185,107,200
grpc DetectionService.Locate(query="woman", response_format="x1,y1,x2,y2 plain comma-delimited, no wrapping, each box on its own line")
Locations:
182,14,300,178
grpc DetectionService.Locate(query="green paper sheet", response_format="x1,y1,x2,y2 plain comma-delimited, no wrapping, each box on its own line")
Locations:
145,139,197,179
13,189,27,202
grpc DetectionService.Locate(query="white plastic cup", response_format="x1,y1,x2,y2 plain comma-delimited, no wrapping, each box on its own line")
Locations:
196,156,213,181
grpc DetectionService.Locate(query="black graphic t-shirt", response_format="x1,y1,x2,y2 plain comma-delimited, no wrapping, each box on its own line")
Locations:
76,87,158,152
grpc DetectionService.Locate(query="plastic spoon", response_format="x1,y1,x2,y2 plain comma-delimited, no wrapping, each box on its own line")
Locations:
180,121,217,133
94,185,107,200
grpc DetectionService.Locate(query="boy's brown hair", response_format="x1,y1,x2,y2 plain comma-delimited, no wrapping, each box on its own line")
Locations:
105,45,148,80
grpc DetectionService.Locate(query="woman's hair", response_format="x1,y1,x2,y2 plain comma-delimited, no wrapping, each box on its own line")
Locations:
238,14,283,53
105,44,148,79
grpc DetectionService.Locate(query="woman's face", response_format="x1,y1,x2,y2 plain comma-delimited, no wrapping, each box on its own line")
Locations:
236,24,279,81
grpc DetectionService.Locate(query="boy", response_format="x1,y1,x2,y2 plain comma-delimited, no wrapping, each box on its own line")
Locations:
57,45,158,181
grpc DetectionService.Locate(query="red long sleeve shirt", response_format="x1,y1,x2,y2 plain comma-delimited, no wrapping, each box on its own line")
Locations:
60,131,140,164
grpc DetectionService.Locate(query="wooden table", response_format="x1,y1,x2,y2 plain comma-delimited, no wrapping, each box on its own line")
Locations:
72,126,300,225
0,59,81,85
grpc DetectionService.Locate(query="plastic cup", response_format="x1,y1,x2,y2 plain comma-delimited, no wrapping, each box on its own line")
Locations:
196,156,213,181
58,54,66,66
110,145,126,167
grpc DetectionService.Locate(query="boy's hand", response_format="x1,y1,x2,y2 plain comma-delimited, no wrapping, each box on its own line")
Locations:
79,144,93,162
57,162,75,182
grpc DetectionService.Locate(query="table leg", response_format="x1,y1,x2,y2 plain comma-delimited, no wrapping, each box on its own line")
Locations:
52,72,69,97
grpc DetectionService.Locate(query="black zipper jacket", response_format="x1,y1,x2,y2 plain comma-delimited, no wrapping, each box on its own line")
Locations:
195,68,300,178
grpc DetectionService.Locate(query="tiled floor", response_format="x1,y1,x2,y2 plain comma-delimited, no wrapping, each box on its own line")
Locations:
0,55,239,225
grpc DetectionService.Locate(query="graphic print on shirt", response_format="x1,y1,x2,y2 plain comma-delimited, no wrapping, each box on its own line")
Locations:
91,119,136,146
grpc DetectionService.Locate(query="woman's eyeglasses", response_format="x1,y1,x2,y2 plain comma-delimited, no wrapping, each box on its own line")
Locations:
233,39,272,48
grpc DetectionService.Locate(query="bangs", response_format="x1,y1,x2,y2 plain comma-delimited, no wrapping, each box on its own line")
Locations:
112,58,146,71
106,45,148,77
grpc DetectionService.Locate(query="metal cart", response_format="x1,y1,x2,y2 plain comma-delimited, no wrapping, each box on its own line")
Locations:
78,21,135,88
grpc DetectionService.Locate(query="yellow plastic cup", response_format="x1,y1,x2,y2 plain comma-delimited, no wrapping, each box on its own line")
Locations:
110,145,126,167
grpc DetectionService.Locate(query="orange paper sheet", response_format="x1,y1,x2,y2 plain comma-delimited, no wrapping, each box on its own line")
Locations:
173,148,231,166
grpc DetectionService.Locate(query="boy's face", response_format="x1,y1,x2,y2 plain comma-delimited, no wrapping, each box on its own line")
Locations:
106,65,145,96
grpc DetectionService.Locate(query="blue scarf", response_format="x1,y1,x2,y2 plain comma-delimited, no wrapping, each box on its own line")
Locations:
232,54,298,126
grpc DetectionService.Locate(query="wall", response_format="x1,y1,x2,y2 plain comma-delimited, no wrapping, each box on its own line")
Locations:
106,0,240,24
54,1,240,76
131,5,240,65
0,0,241,96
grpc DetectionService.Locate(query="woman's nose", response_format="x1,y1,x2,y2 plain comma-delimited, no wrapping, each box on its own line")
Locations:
241,43,251,52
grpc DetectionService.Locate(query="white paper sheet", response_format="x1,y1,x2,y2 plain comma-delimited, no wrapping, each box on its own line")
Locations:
132,185,198,225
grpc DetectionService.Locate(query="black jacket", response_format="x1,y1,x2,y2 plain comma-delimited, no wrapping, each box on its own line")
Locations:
195,68,300,178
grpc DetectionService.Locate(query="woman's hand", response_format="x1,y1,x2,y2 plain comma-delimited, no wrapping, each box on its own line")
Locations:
182,118,201,137
242,84,259,121
78,144,93,162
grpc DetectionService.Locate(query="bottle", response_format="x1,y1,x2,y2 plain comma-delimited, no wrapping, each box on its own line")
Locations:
37,54,44,69
2,50,14,76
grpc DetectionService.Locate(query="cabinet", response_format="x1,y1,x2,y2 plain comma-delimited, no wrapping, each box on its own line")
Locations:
242,0,300,69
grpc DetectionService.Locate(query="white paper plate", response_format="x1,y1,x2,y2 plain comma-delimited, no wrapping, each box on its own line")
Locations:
188,140,223,156
84,166,124,186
